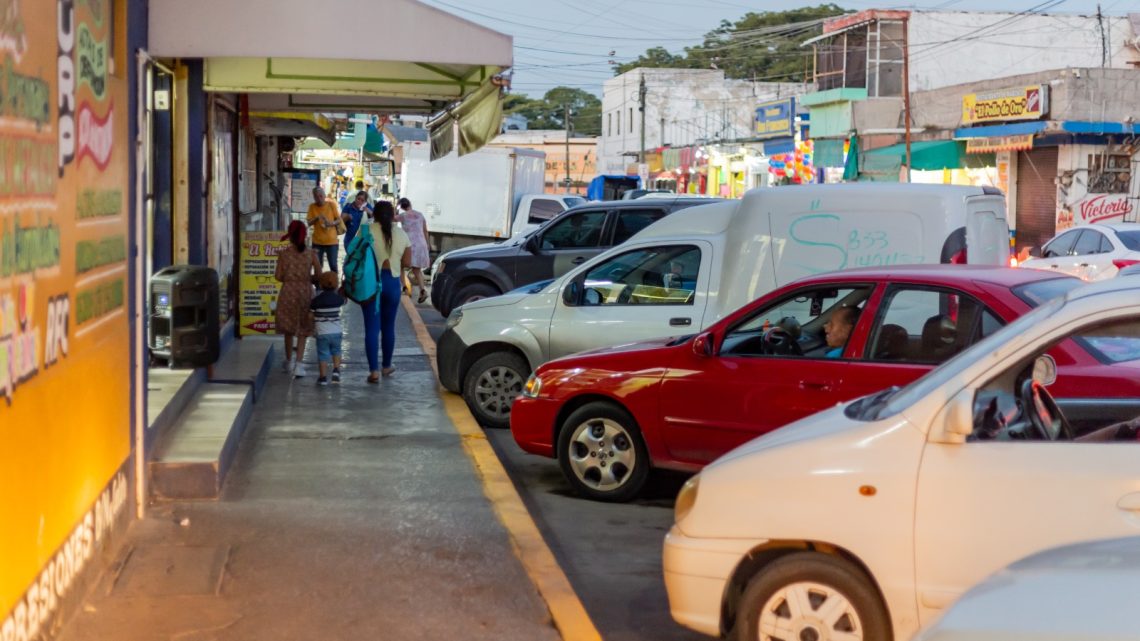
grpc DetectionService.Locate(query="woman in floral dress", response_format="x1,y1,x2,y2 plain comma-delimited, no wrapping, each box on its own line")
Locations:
275,220,321,377
397,198,431,304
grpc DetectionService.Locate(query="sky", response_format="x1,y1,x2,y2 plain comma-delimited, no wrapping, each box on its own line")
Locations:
418,0,1133,98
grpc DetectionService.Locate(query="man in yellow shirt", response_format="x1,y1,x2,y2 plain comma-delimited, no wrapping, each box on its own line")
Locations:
307,187,344,273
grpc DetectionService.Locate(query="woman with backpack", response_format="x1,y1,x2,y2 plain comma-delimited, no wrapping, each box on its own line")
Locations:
370,201,412,380
274,220,321,378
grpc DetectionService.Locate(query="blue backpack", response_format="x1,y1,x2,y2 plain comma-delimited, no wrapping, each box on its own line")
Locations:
341,224,381,304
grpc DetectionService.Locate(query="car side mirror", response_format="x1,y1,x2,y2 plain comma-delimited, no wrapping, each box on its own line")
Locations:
525,235,540,254
1028,246,1042,258
562,280,581,306
930,390,974,444
692,332,716,358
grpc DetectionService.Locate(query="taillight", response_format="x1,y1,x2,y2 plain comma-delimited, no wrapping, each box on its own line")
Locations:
1008,256,1018,267
1113,259,1140,270
949,248,967,264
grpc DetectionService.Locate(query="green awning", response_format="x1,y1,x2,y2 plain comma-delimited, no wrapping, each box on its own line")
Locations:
863,140,995,171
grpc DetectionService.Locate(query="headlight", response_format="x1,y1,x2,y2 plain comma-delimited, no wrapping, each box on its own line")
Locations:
445,308,463,329
434,260,446,275
522,373,542,398
674,475,699,523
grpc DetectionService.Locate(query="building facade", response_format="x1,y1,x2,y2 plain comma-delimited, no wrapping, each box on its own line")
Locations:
488,130,598,194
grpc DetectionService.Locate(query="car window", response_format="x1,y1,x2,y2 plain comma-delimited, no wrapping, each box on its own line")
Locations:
527,199,566,224
1117,230,1140,251
866,287,1002,364
1075,318,1140,364
564,197,587,208
541,211,606,249
1042,230,1080,257
581,245,700,306
1012,278,1083,307
1073,230,1105,255
1099,233,1115,253
720,286,874,359
612,209,668,244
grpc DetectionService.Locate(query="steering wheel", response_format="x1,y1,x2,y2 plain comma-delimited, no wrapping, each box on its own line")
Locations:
1018,379,1073,441
761,327,803,356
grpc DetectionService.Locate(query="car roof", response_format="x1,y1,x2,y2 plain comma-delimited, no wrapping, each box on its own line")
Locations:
783,264,1078,289
566,197,724,212
1094,222,1140,232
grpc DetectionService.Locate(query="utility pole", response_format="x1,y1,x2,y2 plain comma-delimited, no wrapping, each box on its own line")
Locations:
638,73,647,163
902,15,912,183
564,103,572,191
1097,4,1107,67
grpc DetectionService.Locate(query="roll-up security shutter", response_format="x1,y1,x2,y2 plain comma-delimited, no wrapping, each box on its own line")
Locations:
1015,147,1058,251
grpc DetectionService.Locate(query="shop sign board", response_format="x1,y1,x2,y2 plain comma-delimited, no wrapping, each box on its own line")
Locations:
238,233,290,335
1,0,131,631
962,85,1048,124
754,98,796,139
287,169,321,214
965,134,1034,154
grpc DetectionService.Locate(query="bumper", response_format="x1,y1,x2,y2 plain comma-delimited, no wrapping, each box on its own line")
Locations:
436,327,467,392
663,526,763,638
509,396,560,458
430,271,455,313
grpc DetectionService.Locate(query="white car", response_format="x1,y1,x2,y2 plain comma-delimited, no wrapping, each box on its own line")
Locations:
1019,222,1140,280
913,536,1140,641
663,276,1140,641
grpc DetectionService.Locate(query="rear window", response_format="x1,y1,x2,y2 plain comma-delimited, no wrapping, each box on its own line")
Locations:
1117,230,1140,251
1012,278,1084,307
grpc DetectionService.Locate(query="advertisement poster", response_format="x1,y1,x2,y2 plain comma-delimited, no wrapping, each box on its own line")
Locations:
287,169,320,214
238,232,288,335
1,0,131,630
962,85,1048,124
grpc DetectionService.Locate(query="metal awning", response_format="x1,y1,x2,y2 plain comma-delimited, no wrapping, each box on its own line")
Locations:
248,112,335,145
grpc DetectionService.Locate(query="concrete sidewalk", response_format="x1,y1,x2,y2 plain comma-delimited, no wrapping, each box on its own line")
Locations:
57,302,561,641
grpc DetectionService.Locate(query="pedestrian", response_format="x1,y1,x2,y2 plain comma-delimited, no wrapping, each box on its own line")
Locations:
275,220,321,378
341,190,372,246
397,197,431,304
370,201,412,379
307,186,345,273
310,271,347,385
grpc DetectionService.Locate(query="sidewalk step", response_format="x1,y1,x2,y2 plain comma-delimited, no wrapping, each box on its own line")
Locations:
208,337,275,402
148,383,253,500
146,367,205,436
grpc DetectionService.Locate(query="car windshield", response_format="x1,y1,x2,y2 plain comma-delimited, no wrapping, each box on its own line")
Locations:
1117,230,1140,251
1012,277,1083,307
871,295,1067,419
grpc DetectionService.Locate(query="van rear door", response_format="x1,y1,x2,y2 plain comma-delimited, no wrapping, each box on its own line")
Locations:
964,195,1009,265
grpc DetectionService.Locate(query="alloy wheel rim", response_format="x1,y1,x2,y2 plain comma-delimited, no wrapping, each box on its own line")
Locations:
757,581,862,641
566,418,637,491
474,366,523,419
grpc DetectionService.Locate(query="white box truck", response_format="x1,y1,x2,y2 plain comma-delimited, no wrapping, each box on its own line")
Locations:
400,141,582,254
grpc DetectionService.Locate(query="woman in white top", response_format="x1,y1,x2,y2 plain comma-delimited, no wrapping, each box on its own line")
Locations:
369,201,412,379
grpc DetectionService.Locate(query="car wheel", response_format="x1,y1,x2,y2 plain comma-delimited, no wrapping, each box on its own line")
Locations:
463,351,529,429
556,402,650,502
453,282,500,311
733,552,891,641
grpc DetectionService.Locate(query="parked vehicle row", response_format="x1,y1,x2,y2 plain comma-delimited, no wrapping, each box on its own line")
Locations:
1019,222,1140,280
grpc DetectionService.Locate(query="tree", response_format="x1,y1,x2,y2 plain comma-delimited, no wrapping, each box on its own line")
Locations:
614,5,847,83
502,86,602,137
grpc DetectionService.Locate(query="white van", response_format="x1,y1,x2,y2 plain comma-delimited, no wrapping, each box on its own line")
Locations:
437,184,1010,427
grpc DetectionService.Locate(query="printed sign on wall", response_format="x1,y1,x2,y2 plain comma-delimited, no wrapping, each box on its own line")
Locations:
754,98,795,139
238,232,288,335
962,85,1048,124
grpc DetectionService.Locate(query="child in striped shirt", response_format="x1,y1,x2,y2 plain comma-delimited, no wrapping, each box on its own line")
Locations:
310,271,347,385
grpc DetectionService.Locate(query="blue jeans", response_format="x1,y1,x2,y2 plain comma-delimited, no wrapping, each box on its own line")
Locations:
380,269,402,368
358,297,380,372
316,333,343,363
314,244,338,273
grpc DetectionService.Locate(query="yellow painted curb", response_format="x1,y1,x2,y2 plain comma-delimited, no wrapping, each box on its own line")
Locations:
401,297,603,641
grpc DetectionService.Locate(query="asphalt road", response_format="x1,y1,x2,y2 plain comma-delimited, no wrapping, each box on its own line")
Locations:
416,301,706,641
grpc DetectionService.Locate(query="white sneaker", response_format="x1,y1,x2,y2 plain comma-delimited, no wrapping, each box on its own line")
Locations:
292,363,307,378
281,358,293,373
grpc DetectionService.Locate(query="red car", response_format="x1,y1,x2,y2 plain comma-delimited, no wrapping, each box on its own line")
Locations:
511,266,1123,502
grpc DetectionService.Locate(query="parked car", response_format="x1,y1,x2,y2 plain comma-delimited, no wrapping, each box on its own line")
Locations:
429,197,717,317
913,536,1140,641
621,189,673,199
662,275,1140,641
1018,222,1140,280
439,184,1012,428
1118,261,1140,277
511,266,1092,502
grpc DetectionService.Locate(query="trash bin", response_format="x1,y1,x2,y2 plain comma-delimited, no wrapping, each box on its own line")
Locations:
149,265,220,367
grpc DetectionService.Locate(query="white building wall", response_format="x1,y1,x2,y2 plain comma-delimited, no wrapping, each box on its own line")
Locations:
599,68,808,174
908,11,1140,92
1056,144,1140,232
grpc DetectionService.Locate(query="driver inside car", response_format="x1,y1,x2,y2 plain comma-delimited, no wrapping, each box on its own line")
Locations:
821,305,860,358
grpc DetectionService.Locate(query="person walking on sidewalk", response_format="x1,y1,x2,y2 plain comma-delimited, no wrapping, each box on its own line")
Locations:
307,187,345,273
370,201,411,379
341,190,372,246
275,220,321,377
310,271,347,385
397,197,431,304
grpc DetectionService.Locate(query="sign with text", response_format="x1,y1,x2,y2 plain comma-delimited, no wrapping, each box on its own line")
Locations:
238,232,289,335
287,169,321,214
965,134,1034,154
962,85,1048,124
754,98,796,139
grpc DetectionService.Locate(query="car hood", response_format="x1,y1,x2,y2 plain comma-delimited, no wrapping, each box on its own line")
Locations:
711,402,863,466
460,290,532,311
444,239,523,261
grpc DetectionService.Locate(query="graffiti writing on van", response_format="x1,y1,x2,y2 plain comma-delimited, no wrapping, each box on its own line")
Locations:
787,214,925,275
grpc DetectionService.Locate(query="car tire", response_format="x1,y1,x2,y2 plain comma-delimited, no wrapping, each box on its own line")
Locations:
463,351,529,429
732,552,891,641
452,282,500,313
556,402,650,503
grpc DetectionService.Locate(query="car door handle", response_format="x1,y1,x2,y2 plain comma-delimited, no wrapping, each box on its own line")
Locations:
799,380,833,392
571,256,586,264
1117,493,1140,512
669,317,692,327
1079,263,1089,267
